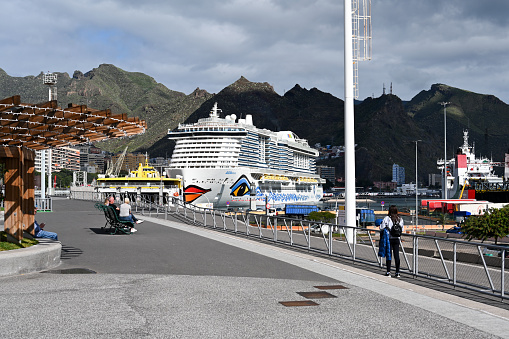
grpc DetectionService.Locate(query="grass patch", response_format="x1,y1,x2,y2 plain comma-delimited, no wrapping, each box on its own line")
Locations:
0,232,38,251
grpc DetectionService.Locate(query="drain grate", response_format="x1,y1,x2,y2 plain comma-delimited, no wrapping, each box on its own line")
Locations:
314,285,348,290
297,291,337,299
41,268,96,274
279,300,319,307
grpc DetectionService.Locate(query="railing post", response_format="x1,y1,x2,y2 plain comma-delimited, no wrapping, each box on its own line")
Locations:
234,212,238,233
328,224,333,256
413,236,418,276
290,219,293,245
453,242,457,287
308,221,311,251
274,217,277,242
352,226,356,260
502,250,505,299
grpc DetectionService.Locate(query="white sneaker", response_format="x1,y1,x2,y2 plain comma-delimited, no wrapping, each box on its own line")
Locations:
136,220,144,224
131,228,138,233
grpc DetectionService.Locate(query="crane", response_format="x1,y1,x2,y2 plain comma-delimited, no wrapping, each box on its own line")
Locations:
105,146,128,177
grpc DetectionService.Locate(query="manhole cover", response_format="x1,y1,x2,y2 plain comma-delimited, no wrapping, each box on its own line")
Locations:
279,300,319,307
41,268,96,274
314,285,348,290
297,291,337,299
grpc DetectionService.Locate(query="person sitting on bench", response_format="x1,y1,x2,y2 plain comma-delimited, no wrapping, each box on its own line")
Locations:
108,196,143,224
118,197,137,233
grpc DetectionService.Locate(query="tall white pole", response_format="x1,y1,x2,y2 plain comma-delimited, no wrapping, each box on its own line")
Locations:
344,0,355,243
440,102,450,199
414,140,421,233
40,150,46,200
444,104,447,199
47,148,52,196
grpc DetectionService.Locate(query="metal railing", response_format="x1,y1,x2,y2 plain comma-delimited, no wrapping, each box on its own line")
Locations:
76,194,509,300
34,197,52,211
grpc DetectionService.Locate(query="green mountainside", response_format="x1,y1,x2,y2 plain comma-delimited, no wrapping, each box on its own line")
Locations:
408,84,509,163
1,65,508,185
0,64,214,153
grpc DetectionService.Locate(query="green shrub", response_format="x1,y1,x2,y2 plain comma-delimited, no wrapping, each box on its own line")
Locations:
462,206,509,243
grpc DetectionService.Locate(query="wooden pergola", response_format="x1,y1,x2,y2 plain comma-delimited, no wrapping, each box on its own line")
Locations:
0,95,147,242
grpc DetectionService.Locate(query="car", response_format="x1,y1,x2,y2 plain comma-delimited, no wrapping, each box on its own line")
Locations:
446,226,463,234
309,224,331,235
309,224,321,234
497,245,509,258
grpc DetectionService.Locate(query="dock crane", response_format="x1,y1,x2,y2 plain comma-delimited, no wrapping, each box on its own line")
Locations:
104,146,128,178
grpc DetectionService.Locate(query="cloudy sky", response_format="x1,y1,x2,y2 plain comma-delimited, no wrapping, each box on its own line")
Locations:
2,0,509,103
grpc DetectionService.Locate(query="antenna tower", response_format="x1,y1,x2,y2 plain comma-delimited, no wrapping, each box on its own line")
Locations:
43,72,57,102
352,0,372,99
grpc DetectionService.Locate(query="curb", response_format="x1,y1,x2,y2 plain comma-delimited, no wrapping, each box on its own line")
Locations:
0,239,61,277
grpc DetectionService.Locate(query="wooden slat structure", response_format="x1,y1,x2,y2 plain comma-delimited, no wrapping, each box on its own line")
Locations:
0,95,147,242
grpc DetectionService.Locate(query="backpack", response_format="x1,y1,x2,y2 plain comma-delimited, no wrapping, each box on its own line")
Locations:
390,219,402,237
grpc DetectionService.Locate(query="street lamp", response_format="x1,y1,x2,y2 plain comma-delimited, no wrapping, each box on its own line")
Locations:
439,102,451,199
414,140,421,233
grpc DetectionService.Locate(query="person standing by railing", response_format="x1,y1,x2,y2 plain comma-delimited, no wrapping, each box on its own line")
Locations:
379,205,404,278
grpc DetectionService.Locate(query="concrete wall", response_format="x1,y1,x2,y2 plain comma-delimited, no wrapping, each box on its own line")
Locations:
0,239,61,276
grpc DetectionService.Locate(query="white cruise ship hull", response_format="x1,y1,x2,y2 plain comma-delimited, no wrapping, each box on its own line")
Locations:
167,103,324,209
170,168,323,209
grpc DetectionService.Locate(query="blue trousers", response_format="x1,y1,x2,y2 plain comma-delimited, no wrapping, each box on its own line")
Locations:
35,230,58,241
119,215,134,223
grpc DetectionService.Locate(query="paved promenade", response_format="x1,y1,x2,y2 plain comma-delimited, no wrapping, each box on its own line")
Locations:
1,198,509,338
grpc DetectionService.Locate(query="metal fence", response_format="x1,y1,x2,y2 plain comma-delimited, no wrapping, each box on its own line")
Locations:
76,194,509,300
34,197,52,211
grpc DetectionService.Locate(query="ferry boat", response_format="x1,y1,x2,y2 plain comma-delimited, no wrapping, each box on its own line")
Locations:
437,130,504,198
95,157,181,197
166,103,324,209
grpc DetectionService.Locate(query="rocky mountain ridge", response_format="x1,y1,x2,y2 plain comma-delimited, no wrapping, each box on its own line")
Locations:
1,64,508,185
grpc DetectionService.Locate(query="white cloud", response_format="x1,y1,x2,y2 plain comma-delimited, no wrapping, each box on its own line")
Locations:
1,0,508,103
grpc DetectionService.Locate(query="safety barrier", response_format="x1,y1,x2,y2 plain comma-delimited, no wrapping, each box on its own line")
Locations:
75,194,509,300
34,197,52,211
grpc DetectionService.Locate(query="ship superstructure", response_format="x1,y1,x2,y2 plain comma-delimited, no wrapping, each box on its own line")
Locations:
437,130,504,198
167,103,323,208
96,157,181,198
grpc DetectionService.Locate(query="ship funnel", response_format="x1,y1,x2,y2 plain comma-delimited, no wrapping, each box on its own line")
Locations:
245,114,253,125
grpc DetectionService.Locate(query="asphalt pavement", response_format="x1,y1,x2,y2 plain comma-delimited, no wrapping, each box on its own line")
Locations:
1,198,509,338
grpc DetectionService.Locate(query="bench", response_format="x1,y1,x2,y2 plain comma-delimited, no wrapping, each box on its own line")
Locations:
95,203,135,235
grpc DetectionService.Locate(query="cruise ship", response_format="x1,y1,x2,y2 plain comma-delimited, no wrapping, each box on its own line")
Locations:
437,130,504,198
166,103,324,209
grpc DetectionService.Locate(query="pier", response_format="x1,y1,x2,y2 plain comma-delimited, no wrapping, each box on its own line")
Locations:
1,198,509,337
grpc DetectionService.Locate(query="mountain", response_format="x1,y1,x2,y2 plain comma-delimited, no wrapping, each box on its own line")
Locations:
0,64,214,153
1,65,508,185
408,83,509,163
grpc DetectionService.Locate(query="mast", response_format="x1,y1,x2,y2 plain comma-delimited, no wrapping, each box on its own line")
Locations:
344,0,371,241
